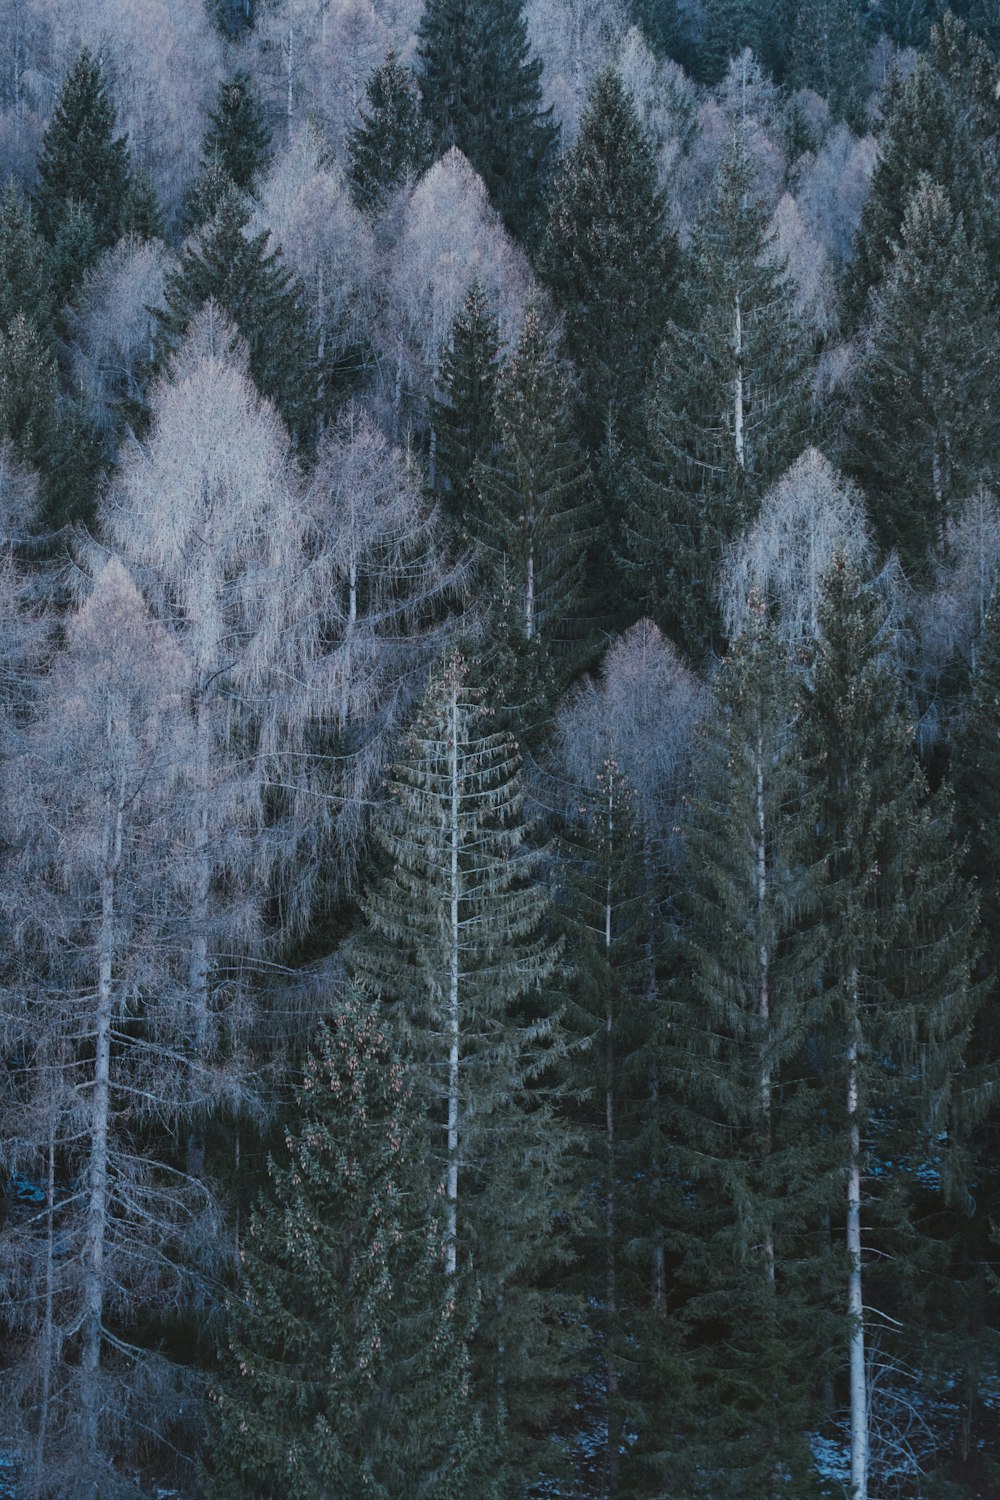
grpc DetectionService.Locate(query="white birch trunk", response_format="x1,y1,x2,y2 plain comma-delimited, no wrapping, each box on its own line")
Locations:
525,547,535,641
755,733,775,1281
287,20,295,119
604,777,620,1488
81,792,123,1489
734,291,746,471
847,973,868,1500
32,1113,57,1500
187,694,212,1178
446,684,461,1277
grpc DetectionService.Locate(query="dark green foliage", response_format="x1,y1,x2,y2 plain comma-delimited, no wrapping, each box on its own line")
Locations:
47,200,100,308
0,180,52,333
120,171,164,241
788,0,869,129
698,0,769,82
473,308,592,731
35,48,132,250
349,656,580,1491
845,52,989,323
624,130,810,661
206,0,256,39
417,0,559,242
431,281,501,528
156,193,318,444
184,72,271,232
642,605,831,1498
846,176,1000,580
870,0,939,48
347,51,430,213
540,66,676,451
207,992,480,1499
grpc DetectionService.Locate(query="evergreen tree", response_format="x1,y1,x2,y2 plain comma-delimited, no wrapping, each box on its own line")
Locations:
846,176,1000,580
417,0,559,242
643,601,831,1498
698,0,769,83
788,0,868,129
625,129,810,661
473,308,592,730
430,281,501,528
183,72,272,231
156,194,318,445
34,48,132,250
801,559,981,1500
540,65,677,452
347,51,430,213
845,53,988,323
349,655,579,1492
0,181,52,334
207,991,480,1499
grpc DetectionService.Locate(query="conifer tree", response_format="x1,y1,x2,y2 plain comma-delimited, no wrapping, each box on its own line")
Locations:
847,176,1000,580
207,991,481,1499
788,0,868,128
801,559,981,1500
645,601,831,1498
540,66,676,451
430,281,501,528
625,128,810,660
34,48,132,250
347,51,430,213
0,182,52,334
349,655,579,1491
473,308,592,728
183,72,272,231
417,0,558,242
156,194,318,445
845,53,989,323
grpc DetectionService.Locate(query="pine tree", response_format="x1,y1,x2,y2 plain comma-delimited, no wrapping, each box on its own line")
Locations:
644,601,831,1498
155,194,318,445
347,51,430,213
540,65,677,451
788,0,868,128
349,655,579,1491
846,176,1000,580
698,0,768,83
845,53,988,324
0,181,52,334
625,128,810,661
430,281,501,528
417,0,558,242
473,307,592,731
207,991,481,1499
34,48,132,250
801,559,981,1500
183,72,272,231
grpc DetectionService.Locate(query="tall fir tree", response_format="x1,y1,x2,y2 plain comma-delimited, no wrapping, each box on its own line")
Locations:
349,655,580,1493
473,308,592,736
638,601,832,1498
846,175,1000,580
0,182,52,335
183,72,272,231
34,48,132,251
788,0,868,129
207,991,481,1499
417,0,558,242
540,65,677,453
347,51,430,213
624,128,810,661
801,559,981,1500
430,281,502,529
156,194,318,445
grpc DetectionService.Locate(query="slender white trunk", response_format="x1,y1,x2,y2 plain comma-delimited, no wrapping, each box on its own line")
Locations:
446,686,460,1277
755,734,774,1281
187,695,211,1178
734,291,746,471
82,792,122,1490
525,547,535,641
847,972,867,1500
32,1111,57,1500
604,778,620,1487
287,21,295,119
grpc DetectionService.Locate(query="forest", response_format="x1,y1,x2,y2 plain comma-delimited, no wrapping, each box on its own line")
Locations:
0,0,999,1495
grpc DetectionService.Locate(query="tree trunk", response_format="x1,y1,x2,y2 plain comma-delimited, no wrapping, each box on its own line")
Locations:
604,779,620,1492
847,982,868,1500
446,684,461,1277
755,732,775,1281
734,291,746,472
187,693,211,1179
32,1108,57,1500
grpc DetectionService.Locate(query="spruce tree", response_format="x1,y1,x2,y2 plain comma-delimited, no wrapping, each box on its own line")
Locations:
540,65,676,452
156,194,318,445
846,176,1000,580
625,128,810,661
183,72,272,231
0,181,52,334
34,48,132,250
347,51,430,213
349,655,579,1492
801,559,981,1500
845,53,989,324
788,0,868,129
430,281,501,529
207,991,481,1499
473,308,592,731
642,601,831,1498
